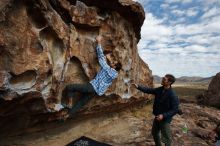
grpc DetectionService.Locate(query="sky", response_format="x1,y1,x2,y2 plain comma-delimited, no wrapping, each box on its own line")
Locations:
134,0,220,77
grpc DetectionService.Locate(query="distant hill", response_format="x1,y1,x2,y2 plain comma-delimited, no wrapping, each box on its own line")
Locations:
153,75,213,84
153,75,162,83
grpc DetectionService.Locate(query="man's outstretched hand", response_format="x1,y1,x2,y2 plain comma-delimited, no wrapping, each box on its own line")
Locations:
96,35,102,45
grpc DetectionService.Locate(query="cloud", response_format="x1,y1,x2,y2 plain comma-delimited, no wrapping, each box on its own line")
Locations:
186,8,199,17
165,0,182,3
139,50,220,77
170,5,179,10
140,13,172,42
136,0,220,77
182,0,192,3
184,45,207,53
165,0,192,4
171,9,185,16
160,3,170,9
205,15,220,31
201,0,220,6
201,7,219,19
171,17,186,24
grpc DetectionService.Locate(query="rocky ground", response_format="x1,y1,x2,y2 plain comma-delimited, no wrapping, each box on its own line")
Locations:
0,102,219,146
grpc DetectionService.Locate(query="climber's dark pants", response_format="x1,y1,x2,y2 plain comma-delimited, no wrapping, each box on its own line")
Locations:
62,83,96,115
151,119,172,146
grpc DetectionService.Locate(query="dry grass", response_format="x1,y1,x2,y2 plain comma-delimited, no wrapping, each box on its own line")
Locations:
154,83,208,103
173,86,206,103
173,83,208,103
173,84,208,102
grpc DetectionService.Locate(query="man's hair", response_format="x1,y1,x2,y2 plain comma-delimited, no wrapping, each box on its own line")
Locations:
106,59,122,71
104,51,121,71
165,74,176,85
114,62,122,71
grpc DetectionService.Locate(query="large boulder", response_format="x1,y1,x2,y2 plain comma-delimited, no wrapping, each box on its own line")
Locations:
197,72,220,109
0,0,152,134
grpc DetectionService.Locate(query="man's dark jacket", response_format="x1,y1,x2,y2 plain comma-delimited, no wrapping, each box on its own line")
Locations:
137,85,179,123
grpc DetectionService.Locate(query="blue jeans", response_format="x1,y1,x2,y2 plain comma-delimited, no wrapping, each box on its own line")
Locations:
62,83,96,115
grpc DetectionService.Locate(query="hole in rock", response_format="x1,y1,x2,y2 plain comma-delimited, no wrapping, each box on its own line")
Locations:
9,70,37,90
40,27,59,41
47,69,53,77
40,27,65,62
49,0,72,24
73,22,100,31
30,41,44,54
69,56,89,81
67,0,77,5
26,1,47,29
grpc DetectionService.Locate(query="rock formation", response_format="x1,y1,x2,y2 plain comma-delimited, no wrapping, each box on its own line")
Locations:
0,0,152,134
197,72,220,109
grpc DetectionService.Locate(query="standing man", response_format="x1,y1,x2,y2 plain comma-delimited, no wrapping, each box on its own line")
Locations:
62,35,121,117
132,74,179,146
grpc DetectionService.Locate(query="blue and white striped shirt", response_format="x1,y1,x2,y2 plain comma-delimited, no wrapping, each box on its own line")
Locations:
90,45,118,96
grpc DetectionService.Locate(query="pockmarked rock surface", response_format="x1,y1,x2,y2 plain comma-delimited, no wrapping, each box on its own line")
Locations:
0,0,153,134
197,72,220,109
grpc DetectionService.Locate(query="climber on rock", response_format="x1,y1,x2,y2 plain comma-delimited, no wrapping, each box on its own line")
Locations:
131,74,179,146
62,35,121,118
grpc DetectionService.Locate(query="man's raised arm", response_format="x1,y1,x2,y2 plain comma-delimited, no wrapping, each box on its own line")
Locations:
132,83,156,94
95,36,109,69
